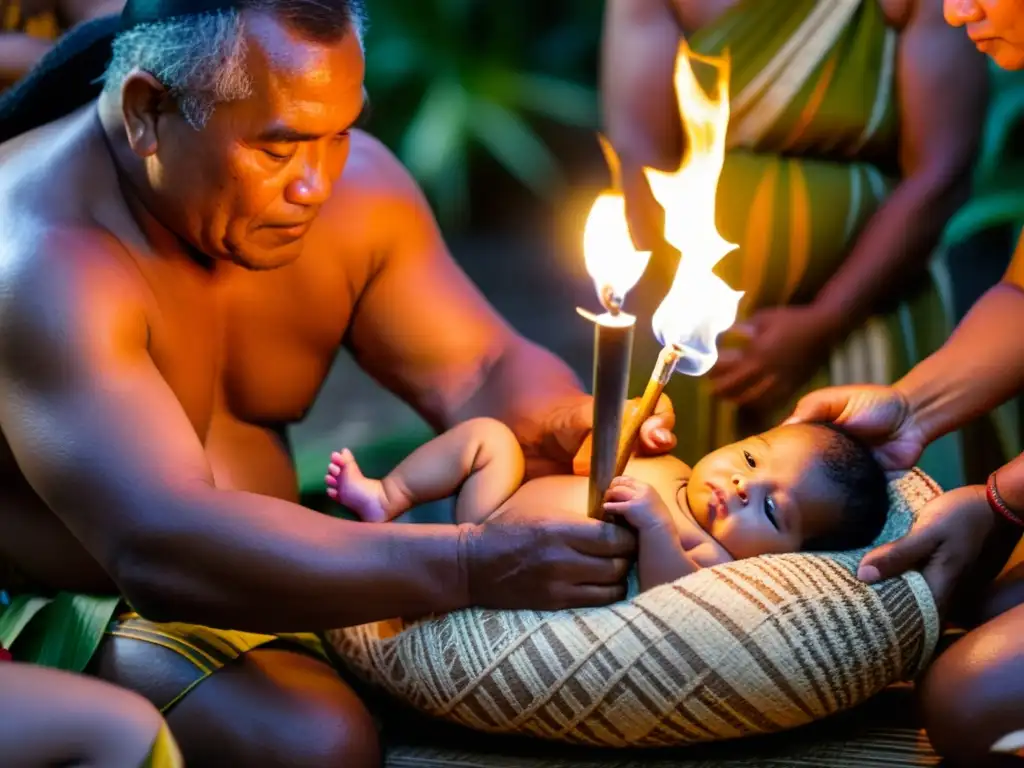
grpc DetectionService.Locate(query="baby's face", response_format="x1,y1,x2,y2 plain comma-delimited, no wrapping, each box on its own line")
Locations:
685,425,844,559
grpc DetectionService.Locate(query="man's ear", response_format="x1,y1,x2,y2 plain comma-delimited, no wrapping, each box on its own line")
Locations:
121,71,169,158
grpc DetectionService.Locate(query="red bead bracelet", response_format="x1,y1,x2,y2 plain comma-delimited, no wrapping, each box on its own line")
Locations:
987,472,1024,528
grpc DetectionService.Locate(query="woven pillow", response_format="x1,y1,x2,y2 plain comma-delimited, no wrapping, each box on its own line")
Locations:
329,469,941,747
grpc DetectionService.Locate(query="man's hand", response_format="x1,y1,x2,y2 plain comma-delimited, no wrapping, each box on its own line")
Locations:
709,306,833,409
785,383,926,472
569,394,676,477
462,506,637,610
857,485,995,613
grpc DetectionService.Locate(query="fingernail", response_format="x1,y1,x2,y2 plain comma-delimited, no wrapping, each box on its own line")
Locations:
857,565,881,583
655,429,671,443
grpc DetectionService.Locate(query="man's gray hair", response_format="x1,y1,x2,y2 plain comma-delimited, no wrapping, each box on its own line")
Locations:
101,0,366,129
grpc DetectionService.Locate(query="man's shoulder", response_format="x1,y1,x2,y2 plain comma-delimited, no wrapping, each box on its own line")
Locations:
0,223,147,340
308,130,436,272
329,130,430,217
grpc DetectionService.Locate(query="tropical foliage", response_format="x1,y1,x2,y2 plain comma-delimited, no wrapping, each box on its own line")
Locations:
362,0,603,229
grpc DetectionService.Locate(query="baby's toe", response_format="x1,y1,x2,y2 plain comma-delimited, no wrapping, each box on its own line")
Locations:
325,474,338,487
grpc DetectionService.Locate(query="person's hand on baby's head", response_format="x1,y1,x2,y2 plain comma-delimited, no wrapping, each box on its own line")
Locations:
603,476,675,533
784,384,925,474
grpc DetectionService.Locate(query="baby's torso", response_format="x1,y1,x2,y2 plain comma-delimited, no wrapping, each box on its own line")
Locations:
502,474,711,553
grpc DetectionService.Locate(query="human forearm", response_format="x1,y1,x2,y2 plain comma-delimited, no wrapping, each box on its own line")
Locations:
811,170,966,340
895,283,1024,444
601,0,682,250
994,451,1024,512
115,487,468,632
601,0,681,173
637,529,696,591
976,455,1024,587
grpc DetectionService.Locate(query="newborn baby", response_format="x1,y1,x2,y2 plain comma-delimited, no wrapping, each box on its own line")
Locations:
325,418,888,592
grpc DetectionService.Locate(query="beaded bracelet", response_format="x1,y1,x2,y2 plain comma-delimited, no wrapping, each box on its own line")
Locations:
987,471,1024,528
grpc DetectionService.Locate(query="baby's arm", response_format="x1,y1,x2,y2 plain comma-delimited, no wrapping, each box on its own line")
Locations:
603,477,699,591
687,540,733,568
326,417,524,524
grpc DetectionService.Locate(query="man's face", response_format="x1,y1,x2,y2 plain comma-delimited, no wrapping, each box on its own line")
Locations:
946,0,1024,69
685,425,843,560
153,11,365,270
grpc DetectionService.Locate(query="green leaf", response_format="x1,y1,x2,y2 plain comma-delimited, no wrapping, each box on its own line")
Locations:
366,37,426,86
5,593,119,672
974,87,1024,187
33,594,120,672
0,595,51,649
942,191,1024,247
399,77,468,183
469,97,562,198
428,142,471,229
506,72,599,128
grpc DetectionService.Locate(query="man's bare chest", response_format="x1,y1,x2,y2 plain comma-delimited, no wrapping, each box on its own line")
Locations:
147,262,354,436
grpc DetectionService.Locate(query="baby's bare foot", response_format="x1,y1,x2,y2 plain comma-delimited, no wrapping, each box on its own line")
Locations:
325,449,390,522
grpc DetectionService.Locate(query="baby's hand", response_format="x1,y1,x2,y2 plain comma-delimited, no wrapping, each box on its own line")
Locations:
603,476,675,533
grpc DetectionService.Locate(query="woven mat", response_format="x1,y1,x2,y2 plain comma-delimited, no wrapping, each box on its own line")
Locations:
383,683,938,768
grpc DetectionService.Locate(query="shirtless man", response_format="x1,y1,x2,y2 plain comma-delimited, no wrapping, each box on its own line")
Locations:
0,0,674,764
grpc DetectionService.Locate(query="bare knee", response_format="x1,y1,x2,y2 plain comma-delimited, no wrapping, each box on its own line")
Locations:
920,605,1024,766
264,694,380,768
459,417,524,479
166,649,381,768
0,663,170,768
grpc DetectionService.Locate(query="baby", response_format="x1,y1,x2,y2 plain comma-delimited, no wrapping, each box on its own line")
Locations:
325,417,888,592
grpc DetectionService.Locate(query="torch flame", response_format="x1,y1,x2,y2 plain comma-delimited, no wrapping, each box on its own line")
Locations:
582,138,651,311
644,42,743,376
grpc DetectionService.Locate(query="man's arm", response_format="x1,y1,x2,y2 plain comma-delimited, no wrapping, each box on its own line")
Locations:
57,0,125,22
341,136,589,475
0,33,52,86
808,0,987,339
0,239,473,631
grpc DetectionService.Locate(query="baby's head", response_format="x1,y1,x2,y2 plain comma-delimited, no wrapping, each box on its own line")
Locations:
686,423,889,558
629,423,889,560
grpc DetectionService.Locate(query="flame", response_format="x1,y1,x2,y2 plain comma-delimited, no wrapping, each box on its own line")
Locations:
581,138,651,311
644,42,743,376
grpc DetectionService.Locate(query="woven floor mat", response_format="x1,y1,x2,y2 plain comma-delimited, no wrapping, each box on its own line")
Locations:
383,684,938,768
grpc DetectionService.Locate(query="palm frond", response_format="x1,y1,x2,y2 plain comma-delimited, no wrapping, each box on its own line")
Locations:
469,97,562,198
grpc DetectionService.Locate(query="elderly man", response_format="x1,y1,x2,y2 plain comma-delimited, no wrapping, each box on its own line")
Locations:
0,0,674,764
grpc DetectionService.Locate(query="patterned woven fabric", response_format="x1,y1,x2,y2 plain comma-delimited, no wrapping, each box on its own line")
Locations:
331,470,940,748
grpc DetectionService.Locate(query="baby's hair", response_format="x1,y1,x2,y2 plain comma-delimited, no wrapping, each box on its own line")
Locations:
801,422,888,552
